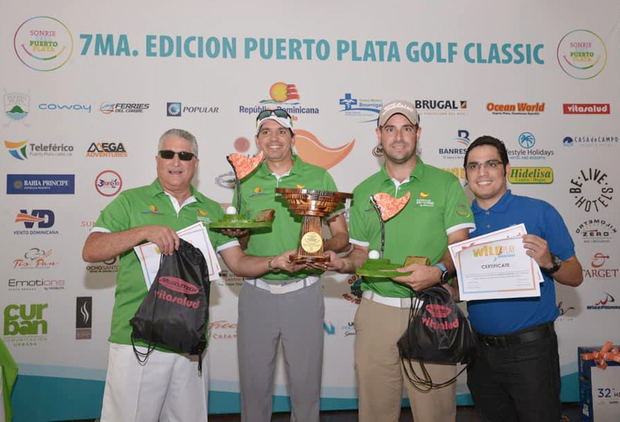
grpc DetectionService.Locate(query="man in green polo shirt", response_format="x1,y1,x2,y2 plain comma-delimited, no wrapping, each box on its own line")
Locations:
233,109,349,422
327,100,474,422
82,128,297,422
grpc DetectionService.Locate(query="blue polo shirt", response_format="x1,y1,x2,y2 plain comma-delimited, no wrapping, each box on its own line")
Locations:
467,190,576,335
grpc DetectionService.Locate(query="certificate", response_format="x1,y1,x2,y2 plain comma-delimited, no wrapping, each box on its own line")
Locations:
456,236,541,301
134,222,221,289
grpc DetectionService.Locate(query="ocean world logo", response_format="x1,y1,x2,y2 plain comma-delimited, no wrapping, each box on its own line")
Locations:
4,91,30,122
339,93,382,123
260,82,300,104
5,140,28,159
95,170,122,197
557,30,607,79
486,101,545,116
294,129,354,170
14,16,73,71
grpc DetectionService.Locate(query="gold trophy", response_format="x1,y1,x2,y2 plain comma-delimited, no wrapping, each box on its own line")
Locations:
275,188,352,263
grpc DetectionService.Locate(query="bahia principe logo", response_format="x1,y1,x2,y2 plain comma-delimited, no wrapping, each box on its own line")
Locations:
14,16,73,71
557,30,607,80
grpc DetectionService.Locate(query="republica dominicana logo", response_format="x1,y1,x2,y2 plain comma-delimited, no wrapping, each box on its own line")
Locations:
557,30,607,79
14,16,73,71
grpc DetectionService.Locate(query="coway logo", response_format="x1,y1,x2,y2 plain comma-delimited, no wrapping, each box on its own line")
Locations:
38,103,91,112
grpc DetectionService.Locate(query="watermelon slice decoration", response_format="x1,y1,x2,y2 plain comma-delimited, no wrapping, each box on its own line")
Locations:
227,151,264,180
370,191,410,221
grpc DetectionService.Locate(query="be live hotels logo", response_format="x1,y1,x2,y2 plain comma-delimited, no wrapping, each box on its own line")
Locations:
568,168,613,212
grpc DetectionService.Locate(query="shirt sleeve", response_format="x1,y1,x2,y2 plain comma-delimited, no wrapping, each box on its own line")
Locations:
540,202,576,261
93,193,132,233
349,187,371,245
443,176,475,234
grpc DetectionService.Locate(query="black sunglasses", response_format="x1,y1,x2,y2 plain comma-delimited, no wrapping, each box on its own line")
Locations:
158,150,195,161
256,108,291,122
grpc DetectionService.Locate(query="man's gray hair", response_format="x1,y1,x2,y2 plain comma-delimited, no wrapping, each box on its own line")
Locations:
158,129,198,155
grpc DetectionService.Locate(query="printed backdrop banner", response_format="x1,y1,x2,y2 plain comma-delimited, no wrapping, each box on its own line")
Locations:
1,1,619,420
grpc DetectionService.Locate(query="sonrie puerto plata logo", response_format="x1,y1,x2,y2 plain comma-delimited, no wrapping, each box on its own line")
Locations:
557,30,607,79
14,16,74,71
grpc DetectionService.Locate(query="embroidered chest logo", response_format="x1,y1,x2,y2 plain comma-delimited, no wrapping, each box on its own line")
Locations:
197,209,211,224
142,205,164,216
415,192,434,207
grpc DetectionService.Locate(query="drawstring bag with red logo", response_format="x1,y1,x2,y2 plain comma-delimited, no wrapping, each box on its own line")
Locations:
130,239,210,372
397,285,476,390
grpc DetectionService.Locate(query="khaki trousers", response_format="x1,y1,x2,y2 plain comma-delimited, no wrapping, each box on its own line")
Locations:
355,297,456,422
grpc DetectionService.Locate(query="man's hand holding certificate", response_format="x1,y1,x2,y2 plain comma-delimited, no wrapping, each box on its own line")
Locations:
449,224,542,301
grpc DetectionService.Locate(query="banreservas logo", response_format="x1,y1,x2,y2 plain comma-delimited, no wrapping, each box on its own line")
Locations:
438,129,470,159
14,17,73,71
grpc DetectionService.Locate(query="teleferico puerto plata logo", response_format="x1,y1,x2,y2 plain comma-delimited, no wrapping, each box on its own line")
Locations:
14,16,74,71
557,30,607,79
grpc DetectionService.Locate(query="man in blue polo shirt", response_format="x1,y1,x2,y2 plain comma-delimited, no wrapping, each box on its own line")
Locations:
463,135,583,422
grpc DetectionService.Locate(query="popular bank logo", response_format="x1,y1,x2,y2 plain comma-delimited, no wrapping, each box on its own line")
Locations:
95,170,122,197
4,91,30,122
76,297,92,340
86,142,127,157
14,17,73,71
508,167,553,184
438,129,470,160
166,101,218,116
568,168,613,212
507,133,554,160
100,102,149,114
13,247,57,270
582,252,619,279
486,101,545,116
587,292,619,310
557,30,607,79
575,219,616,243
563,135,618,147
563,103,610,115
6,174,75,194
14,209,58,235
338,93,382,123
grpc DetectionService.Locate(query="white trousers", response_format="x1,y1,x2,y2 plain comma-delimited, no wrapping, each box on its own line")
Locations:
100,343,208,422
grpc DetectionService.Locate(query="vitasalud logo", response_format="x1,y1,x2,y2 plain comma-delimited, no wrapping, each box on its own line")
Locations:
14,17,73,71
569,168,614,212
4,303,49,347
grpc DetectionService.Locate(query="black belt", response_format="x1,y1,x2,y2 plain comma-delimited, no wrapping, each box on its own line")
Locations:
476,322,554,348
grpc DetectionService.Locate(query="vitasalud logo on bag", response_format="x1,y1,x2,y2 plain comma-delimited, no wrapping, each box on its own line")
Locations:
156,276,200,308
422,304,459,330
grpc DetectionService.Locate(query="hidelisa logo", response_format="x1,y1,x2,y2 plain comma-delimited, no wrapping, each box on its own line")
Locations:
6,174,75,195
100,102,149,114
569,168,614,212
4,139,74,159
14,209,58,235
563,134,618,147
508,167,553,184
438,129,470,160
86,141,127,157
575,218,616,243
486,101,545,116
557,30,607,79
413,98,467,116
7,277,65,292
86,256,119,273
14,16,73,71
338,93,382,123
587,291,619,311
95,170,122,196
76,297,92,340
582,252,618,279
3,303,49,347
507,132,554,160
563,103,610,115
166,101,218,117
13,247,57,270
238,81,319,118
4,91,30,123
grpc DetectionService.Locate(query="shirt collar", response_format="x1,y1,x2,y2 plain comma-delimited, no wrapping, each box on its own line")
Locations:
472,189,513,214
149,178,205,203
379,156,425,183
257,154,301,178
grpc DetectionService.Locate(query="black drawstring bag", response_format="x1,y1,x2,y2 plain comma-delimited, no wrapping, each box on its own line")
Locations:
130,239,210,373
397,285,476,391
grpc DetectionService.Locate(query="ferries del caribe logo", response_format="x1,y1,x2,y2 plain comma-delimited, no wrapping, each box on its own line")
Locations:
14,16,74,71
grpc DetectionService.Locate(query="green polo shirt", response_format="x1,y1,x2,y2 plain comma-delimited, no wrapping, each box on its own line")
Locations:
94,179,235,346
235,155,338,280
349,158,474,298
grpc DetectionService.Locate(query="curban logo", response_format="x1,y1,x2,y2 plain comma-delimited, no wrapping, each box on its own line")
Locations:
158,276,199,295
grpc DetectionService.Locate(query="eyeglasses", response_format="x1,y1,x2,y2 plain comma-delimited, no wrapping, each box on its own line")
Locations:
256,108,291,122
158,150,195,161
465,159,503,172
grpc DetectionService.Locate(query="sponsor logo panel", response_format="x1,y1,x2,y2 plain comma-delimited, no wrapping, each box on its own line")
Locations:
13,248,57,270
14,17,73,71
4,91,30,123
582,252,619,279
508,167,553,184
76,297,92,339
486,101,545,116
14,209,58,235
100,102,149,114
3,303,49,347
568,168,613,213
95,170,122,196
557,30,607,79
4,140,74,159
575,219,616,243
6,174,75,194
563,103,610,114
86,142,127,157
338,93,382,122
